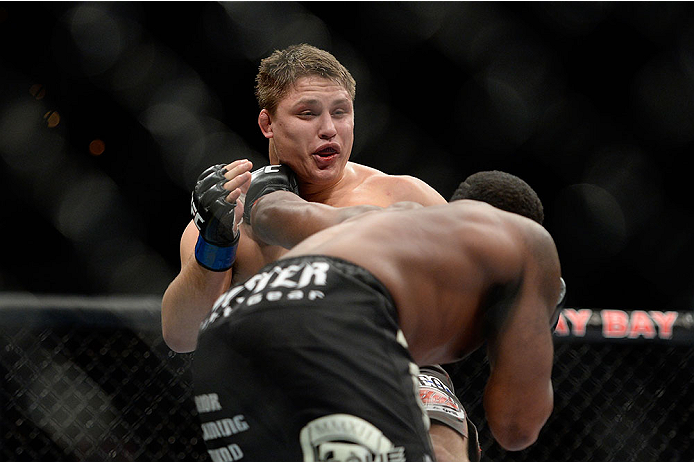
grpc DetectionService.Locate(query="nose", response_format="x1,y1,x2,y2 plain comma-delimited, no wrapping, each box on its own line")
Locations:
318,113,337,140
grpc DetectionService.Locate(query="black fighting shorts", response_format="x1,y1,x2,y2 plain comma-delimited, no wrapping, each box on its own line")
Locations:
193,255,434,462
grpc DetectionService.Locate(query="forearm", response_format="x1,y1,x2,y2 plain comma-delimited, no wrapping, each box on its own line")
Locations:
251,191,381,248
161,255,232,353
430,423,470,462
419,364,480,462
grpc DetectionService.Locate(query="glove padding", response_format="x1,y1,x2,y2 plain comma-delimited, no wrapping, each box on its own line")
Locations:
191,164,240,271
418,365,481,462
242,164,299,224
550,277,567,329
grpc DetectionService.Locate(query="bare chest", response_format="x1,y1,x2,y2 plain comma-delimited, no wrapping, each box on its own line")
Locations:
324,187,400,208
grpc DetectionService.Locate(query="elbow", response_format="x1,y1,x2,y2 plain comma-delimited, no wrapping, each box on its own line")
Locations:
490,422,541,451
161,308,197,353
485,380,554,451
249,199,280,246
487,405,552,451
162,326,197,353
161,284,205,354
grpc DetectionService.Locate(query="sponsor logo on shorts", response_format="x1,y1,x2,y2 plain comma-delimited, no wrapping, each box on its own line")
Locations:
207,444,243,461
201,416,249,441
194,393,250,460
195,393,223,413
300,414,407,462
201,261,330,330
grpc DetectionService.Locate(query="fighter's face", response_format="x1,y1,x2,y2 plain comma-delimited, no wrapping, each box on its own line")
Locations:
261,76,354,188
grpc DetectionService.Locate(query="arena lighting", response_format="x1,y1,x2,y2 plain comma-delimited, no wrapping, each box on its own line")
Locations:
51,172,175,293
43,110,60,128
632,56,694,147
0,97,67,177
88,139,105,156
2,4,693,305
2,2,694,461
0,81,173,293
66,4,127,77
553,183,627,260
219,2,331,60
29,83,46,100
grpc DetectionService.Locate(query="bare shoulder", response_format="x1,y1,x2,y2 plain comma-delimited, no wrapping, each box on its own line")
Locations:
481,210,561,302
348,162,446,206
450,204,558,281
517,216,560,272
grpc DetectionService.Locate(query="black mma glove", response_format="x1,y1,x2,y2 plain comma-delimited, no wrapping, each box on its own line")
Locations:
418,365,481,462
550,277,567,330
242,164,299,224
191,164,240,272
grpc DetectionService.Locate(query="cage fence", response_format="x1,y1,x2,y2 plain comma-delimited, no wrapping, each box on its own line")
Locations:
1,295,692,462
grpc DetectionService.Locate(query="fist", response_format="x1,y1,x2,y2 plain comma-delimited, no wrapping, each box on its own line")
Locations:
191,160,253,271
242,164,299,224
191,160,253,245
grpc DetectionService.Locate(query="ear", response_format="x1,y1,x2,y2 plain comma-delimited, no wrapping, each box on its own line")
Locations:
258,109,273,139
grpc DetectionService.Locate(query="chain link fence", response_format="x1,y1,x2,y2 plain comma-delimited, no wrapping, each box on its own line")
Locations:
2,295,692,461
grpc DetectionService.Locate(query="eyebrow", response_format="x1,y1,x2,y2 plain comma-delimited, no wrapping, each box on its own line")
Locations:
293,98,320,107
293,97,352,108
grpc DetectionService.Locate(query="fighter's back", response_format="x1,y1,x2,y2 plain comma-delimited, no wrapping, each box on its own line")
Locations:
282,199,561,365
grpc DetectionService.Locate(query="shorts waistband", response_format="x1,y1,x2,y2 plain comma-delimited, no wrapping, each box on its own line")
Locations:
273,254,396,308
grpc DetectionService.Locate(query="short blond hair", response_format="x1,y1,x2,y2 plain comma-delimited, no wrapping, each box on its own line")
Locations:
255,43,356,114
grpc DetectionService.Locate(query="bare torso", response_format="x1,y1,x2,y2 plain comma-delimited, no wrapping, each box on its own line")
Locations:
281,200,554,365
231,162,446,283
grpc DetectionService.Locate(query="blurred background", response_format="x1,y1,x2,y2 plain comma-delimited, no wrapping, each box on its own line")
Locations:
1,1,693,312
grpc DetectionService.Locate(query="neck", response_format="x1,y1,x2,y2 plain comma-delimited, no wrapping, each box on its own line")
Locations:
299,163,355,205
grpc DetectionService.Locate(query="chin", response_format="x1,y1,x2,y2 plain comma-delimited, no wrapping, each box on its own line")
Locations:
304,171,339,187
307,162,343,180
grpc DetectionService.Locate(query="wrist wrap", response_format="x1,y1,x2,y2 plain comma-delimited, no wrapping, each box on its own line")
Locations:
418,365,481,462
194,234,239,272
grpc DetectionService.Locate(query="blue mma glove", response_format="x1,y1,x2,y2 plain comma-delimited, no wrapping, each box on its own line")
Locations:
191,164,240,271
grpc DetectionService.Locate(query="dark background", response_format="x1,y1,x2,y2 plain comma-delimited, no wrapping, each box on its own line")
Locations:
1,2,693,312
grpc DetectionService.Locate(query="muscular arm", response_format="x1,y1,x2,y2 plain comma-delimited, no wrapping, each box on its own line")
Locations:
161,221,234,352
482,226,560,450
250,191,392,248
483,316,554,451
430,424,470,462
161,160,253,353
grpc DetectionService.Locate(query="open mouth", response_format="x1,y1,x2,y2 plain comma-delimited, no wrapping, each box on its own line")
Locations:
315,147,338,157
